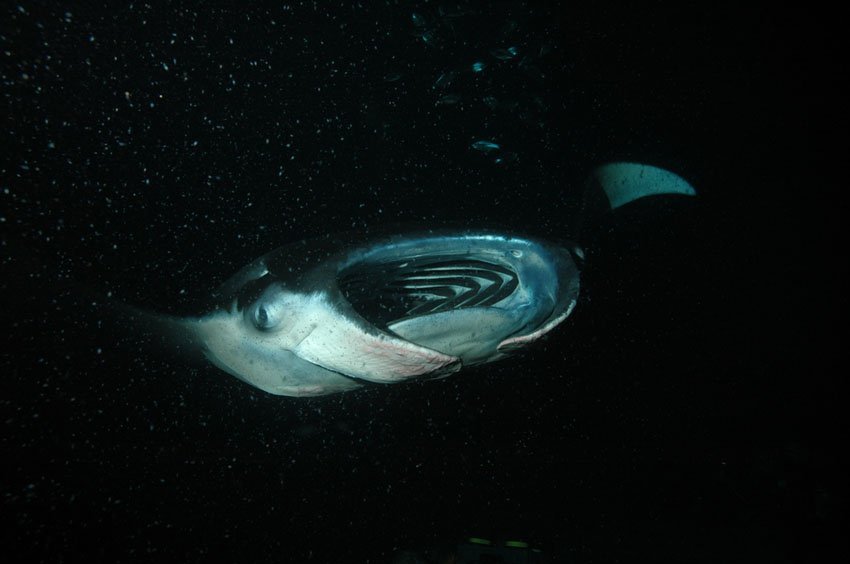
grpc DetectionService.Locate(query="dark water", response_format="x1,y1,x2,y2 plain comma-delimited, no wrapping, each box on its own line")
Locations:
1,2,842,562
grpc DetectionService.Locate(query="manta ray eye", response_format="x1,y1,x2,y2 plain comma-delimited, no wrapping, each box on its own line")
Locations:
252,303,280,330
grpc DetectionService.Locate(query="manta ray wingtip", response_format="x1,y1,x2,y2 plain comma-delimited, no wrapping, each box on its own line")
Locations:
589,162,697,211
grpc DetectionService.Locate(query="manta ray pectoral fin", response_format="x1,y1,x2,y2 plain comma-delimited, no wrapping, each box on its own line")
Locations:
590,162,697,210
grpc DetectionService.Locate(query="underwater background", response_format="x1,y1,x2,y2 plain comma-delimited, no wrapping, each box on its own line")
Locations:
1,1,842,562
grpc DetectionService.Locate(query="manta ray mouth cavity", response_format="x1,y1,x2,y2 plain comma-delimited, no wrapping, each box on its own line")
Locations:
339,257,520,328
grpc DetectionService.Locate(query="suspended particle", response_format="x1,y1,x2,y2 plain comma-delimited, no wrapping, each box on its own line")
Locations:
493,152,518,165
419,29,439,46
436,94,461,106
470,140,500,152
433,71,456,89
490,46,519,60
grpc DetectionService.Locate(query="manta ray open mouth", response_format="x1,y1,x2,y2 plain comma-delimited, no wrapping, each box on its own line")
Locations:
339,256,520,330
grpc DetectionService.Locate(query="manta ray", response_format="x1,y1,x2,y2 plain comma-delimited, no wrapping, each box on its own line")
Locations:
135,163,695,397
